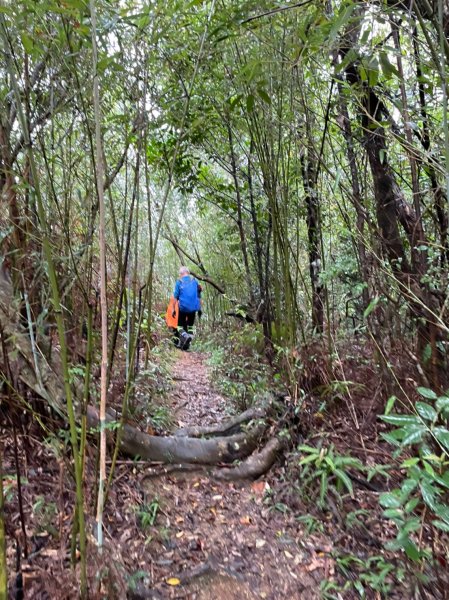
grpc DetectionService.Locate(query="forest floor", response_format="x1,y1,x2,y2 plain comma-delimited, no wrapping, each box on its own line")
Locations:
5,339,430,599
136,348,330,599
4,346,332,600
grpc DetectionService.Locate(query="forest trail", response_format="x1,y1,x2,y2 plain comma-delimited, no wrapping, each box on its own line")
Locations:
140,348,328,600
169,350,229,430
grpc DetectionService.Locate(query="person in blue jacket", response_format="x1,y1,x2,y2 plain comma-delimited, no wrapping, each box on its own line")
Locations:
172,266,202,349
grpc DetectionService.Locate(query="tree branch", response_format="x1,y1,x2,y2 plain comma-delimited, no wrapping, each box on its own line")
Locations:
242,0,313,24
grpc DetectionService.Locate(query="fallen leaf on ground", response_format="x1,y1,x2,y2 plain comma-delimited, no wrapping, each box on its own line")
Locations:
251,481,266,495
166,577,181,586
240,515,251,525
41,549,59,558
305,558,325,572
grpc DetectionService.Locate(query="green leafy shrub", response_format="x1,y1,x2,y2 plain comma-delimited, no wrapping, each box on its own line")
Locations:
378,387,449,560
201,324,272,411
321,553,404,598
136,498,160,530
32,495,58,536
298,443,365,508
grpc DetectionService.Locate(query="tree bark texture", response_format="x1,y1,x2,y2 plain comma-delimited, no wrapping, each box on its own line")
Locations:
343,59,443,386
300,154,324,334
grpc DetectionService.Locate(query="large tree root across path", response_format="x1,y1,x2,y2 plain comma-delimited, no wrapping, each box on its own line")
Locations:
88,350,286,479
144,349,286,480
0,270,284,479
130,350,325,600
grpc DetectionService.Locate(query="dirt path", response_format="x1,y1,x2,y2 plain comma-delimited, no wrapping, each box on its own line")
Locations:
3,348,331,599
169,350,229,429
142,349,328,599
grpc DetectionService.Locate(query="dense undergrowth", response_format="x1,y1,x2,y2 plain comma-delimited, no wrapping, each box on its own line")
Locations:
3,312,449,598
197,323,276,413
130,342,175,434
192,322,449,599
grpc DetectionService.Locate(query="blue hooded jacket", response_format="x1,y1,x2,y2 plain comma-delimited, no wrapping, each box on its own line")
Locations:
174,275,201,312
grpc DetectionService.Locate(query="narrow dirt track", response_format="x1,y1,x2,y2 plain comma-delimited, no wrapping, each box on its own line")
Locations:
170,350,229,429
142,349,328,599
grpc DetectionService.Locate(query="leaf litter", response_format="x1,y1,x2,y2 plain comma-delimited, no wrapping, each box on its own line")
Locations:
2,349,331,599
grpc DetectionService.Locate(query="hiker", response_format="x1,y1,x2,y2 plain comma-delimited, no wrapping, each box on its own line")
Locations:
172,266,202,350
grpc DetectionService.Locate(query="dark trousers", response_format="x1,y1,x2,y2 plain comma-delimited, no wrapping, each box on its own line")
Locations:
173,311,196,346
178,310,196,332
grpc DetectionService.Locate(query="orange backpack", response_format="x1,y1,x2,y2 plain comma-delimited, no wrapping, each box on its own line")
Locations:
165,296,179,328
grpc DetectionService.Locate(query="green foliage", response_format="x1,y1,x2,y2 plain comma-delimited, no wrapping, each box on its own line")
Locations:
68,364,86,385
147,405,173,432
319,234,366,330
295,513,324,536
127,570,151,592
322,553,405,598
32,496,58,537
1,474,28,504
131,343,174,430
378,387,449,560
201,324,271,411
88,420,121,434
344,508,369,530
298,443,364,508
136,498,160,530
44,430,71,459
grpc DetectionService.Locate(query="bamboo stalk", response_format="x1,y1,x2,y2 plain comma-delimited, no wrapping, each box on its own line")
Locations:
80,303,94,476
0,15,88,595
89,0,108,553
105,281,149,496
21,274,43,393
108,151,138,382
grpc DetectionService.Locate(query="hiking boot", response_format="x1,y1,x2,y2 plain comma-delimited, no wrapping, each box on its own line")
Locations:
179,331,189,351
184,334,193,351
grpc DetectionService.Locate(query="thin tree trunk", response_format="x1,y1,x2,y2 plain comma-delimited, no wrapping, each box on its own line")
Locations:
226,118,254,304
336,81,370,311
247,143,265,309
107,153,139,381
300,153,324,334
0,443,6,600
90,0,108,551
391,19,423,252
413,28,449,264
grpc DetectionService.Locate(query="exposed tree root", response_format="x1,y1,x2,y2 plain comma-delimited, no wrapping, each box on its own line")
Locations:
174,405,269,438
88,407,266,465
120,424,265,464
211,437,286,481
141,437,286,482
